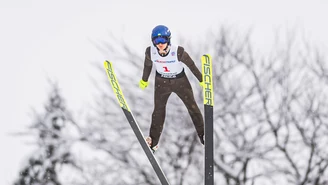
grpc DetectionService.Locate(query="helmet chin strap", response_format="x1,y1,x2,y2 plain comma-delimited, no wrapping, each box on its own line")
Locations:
157,45,171,57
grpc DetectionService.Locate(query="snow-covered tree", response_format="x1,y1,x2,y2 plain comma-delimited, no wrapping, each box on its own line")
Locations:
14,82,77,185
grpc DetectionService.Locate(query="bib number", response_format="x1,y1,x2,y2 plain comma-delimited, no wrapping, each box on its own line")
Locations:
163,66,170,72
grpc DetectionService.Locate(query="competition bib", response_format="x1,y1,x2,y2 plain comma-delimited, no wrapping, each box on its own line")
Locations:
150,45,184,78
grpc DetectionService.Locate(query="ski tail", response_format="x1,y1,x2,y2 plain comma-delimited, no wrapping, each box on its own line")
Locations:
201,54,214,185
103,60,170,185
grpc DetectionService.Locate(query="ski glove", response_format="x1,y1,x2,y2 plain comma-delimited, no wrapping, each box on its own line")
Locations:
139,79,149,90
199,81,204,88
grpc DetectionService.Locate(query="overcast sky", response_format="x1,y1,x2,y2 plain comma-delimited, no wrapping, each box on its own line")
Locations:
1,0,327,184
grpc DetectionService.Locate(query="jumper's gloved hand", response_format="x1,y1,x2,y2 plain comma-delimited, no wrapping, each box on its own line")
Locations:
139,79,149,90
199,81,204,88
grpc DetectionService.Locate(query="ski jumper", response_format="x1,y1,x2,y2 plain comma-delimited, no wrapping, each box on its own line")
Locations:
141,45,204,147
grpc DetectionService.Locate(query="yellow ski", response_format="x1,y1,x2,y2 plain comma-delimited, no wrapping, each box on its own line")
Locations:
201,54,214,185
103,60,170,185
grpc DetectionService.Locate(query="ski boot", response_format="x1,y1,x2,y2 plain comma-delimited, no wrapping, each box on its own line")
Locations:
145,136,158,153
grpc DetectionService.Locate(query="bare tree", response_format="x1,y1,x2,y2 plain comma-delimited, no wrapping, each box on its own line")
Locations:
196,27,328,185
76,26,328,185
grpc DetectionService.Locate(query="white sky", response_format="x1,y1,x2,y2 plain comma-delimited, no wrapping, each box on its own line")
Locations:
0,0,327,184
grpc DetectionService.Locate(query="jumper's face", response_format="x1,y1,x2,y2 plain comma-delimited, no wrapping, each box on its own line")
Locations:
153,36,169,51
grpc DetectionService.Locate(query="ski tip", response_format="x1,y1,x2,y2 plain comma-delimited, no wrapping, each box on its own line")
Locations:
202,54,212,58
104,60,112,69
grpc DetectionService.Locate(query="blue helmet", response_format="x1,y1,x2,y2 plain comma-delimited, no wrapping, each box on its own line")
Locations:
151,25,171,46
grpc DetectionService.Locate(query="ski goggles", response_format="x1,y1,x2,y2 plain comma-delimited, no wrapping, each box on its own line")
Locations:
153,36,169,45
